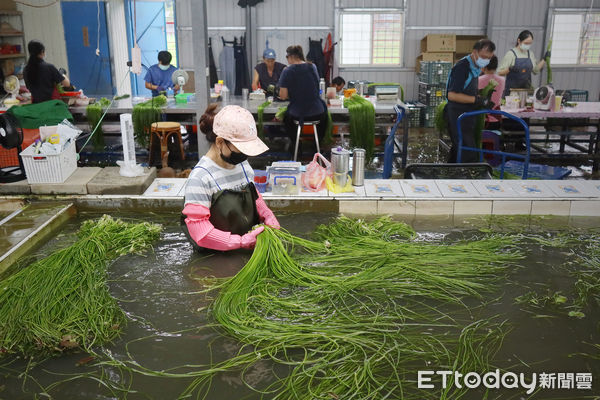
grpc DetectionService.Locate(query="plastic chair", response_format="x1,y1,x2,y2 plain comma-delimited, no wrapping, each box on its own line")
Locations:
456,110,530,179
292,119,320,161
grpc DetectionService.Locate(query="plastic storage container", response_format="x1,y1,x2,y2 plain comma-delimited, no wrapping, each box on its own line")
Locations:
20,139,77,184
268,161,301,195
405,102,426,128
253,169,268,193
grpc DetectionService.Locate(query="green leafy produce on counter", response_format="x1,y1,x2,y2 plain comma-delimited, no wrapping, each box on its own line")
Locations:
132,95,167,147
256,100,272,140
343,94,375,160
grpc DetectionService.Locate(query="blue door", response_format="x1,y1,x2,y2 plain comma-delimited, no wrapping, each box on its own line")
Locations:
125,1,168,96
61,1,114,96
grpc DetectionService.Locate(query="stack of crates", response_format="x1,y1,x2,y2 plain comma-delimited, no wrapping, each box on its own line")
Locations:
404,102,427,128
418,61,451,128
418,61,451,85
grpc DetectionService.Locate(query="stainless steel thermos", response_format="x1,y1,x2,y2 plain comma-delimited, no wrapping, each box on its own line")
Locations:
352,148,365,186
331,147,350,187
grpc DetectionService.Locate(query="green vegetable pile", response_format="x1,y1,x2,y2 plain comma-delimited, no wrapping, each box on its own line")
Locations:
85,98,111,150
132,95,167,147
0,215,161,356
435,80,499,150
474,79,499,149
114,216,521,399
256,100,272,140
343,94,375,160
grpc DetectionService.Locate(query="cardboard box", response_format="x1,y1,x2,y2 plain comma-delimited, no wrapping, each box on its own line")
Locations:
416,52,454,73
0,1,18,11
456,35,487,53
421,34,456,53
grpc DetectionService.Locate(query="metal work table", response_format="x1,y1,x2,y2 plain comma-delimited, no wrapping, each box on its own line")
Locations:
68,95,401,115
68,95,409,168
500,102,600,171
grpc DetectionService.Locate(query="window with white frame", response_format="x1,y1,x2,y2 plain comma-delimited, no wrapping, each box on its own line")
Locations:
339,11,403,66
551,11,600,65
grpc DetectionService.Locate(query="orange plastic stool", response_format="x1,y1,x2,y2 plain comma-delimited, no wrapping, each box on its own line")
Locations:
149,121,184,165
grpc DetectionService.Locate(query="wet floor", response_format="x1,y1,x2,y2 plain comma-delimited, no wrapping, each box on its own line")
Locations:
1,213,599,399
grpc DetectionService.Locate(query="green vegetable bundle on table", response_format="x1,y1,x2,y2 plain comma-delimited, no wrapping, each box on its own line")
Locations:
343,94,375,160
0,215,161,357
86,98,111,150
435,79,499,150
120,216,522,399
132,95,167,147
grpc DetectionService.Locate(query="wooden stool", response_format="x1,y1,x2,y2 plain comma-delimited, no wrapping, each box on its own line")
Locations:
293,119,320,161
149,121,184,165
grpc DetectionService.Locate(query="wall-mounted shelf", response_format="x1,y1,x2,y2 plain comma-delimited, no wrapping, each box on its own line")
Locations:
0,53,25,59
0,10,26,72
0,10,22,16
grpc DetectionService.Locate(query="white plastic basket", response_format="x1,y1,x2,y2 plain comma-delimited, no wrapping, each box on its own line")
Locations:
20,140,78,184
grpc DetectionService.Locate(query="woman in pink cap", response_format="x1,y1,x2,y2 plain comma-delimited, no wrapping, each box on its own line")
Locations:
181,104,280,251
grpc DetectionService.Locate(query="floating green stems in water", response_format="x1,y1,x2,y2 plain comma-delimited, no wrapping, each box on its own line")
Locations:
112,216,521,399
0,215,161,356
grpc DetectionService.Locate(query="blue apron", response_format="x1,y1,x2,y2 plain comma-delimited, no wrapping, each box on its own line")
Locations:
503,49,533,97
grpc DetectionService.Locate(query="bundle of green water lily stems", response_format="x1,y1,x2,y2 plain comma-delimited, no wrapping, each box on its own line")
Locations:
344,94,375,160
132,95,167,147
0,215,161,356
112,216,522,399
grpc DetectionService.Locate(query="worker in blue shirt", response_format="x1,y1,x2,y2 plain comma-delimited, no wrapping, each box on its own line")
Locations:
445,39,495,163
144,51,179,97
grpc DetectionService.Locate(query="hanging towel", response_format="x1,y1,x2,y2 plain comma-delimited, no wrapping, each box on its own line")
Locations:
219,39,236,92
234,36,250,95
6,100,73,129
208,37,218,87
307,37,325,79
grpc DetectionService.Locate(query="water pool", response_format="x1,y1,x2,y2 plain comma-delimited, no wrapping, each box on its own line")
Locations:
1,212,599,399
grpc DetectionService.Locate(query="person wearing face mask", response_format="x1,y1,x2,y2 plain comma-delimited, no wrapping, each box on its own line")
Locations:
182,104,280,252
144,51,179,97
498,30,548,97
445,39,496,163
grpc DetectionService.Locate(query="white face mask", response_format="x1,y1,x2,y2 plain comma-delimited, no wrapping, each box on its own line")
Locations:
158,64,170,71
520,43,532,51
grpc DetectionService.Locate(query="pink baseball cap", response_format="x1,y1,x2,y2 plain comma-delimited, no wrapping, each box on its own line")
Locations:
213,105,269,156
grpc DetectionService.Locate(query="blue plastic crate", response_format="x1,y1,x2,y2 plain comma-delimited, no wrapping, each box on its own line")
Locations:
498,160,572,180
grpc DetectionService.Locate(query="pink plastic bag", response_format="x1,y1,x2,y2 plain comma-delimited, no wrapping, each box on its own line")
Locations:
302,153,331,192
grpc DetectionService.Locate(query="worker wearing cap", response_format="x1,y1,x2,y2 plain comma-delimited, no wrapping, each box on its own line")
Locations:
445,39,495,163
251,48,286,96
144,50,179,97
182,104,280,252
